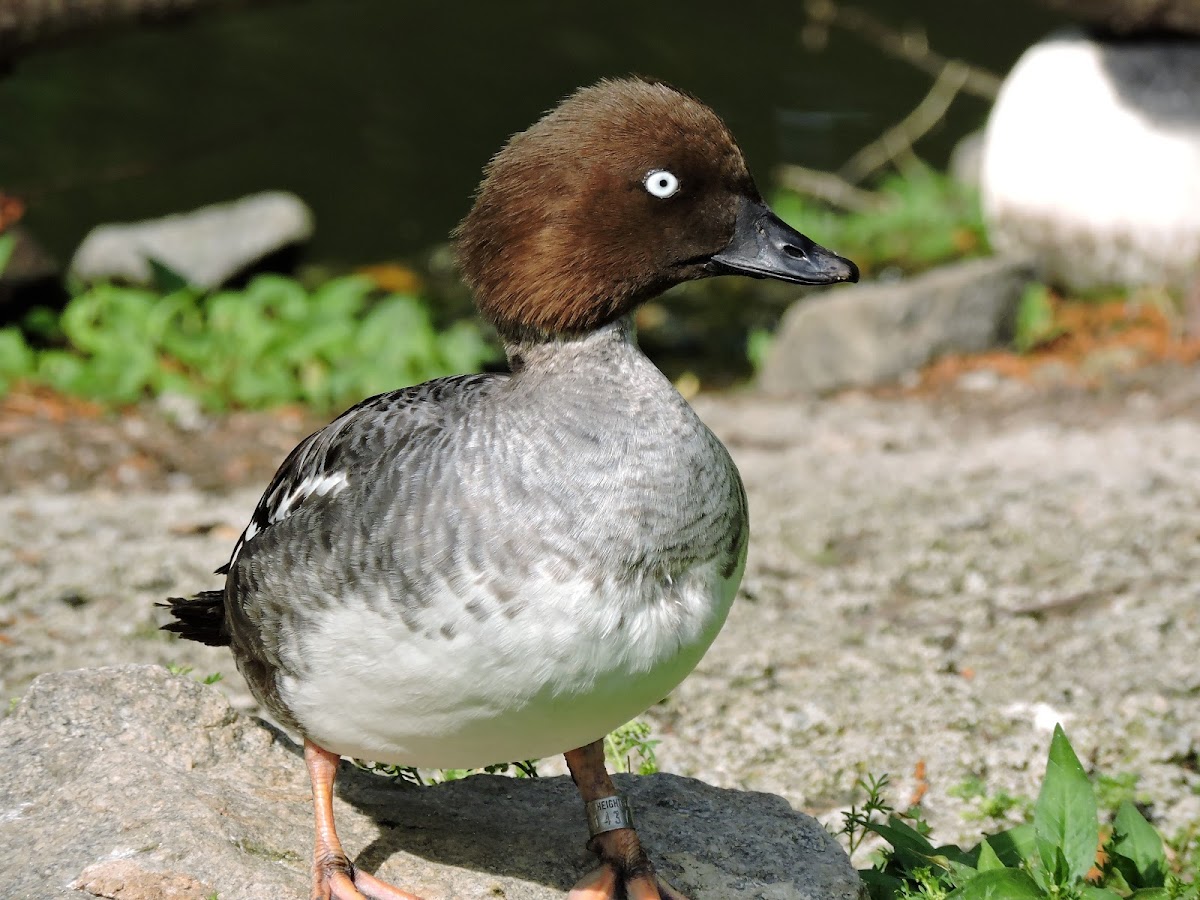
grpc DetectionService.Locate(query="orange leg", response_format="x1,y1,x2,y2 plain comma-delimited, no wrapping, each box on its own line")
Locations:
305,741,424,900
564,741,690,900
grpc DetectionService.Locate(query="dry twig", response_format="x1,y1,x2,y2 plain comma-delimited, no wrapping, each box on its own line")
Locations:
840,60,971,183
775,163,890,213
781,0,1002,195
803,0,1002,100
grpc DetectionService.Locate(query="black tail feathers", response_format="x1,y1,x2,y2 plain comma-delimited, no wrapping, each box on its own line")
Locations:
158,590,230,647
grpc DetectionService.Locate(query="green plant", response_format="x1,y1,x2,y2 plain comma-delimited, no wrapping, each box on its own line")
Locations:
357,756,541,787
841,773,904,855
1167,824,1200,889
604,718,660,775
949,775,1034,823
746,327,774,374
846,725,1195,899
0,232,15,277
0,326,34,395
1014,282,1065,353
0,274,494,412
357,717,660,786
1094,773,1145,817
164,663,224,686
772,166,987,277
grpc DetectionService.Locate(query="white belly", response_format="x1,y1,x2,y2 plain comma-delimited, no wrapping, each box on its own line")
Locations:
270,554,743,767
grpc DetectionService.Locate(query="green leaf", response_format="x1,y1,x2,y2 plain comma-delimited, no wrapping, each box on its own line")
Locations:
89,344,158,403
21,305,63,342
0,232,15,279
858,816,946,875
932,841,984,874
1111,801,1168,888
36,350,87,392
940,856,983,887
0,327,34,378
147,257,192,293
858,867,905,900
1126,889,1171,899
1033,725,1100,885
864,815,936,854
986,823,1038,869
975,838,1005,873
746,327,773,373
438,321,495,373
1014,282,1062,353
950,867,1046,899
1079,887,1123,900
1104,865,1134,895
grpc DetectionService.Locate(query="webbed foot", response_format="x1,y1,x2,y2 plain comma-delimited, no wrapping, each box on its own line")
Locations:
568,835,689,898
306,741,423,900
564,742,690,900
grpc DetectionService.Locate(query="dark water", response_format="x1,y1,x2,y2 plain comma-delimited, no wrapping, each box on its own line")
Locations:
1,0,1066,266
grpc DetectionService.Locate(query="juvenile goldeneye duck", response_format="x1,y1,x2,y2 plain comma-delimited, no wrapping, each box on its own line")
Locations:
162,76,856,900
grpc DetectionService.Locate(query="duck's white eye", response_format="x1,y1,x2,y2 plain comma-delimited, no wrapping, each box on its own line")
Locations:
643,169,680,199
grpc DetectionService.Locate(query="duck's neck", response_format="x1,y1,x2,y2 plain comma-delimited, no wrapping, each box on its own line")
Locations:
503,317,644,379
499,316,688,419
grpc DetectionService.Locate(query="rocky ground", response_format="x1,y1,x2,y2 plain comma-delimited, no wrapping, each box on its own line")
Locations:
2,666,864,899
2,363,1199,864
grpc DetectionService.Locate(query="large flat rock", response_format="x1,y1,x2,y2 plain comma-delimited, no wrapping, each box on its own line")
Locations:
758,256,1032,396
0,665,865,900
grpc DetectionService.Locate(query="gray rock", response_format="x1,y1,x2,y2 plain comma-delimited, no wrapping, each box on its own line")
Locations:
1035,0,1200,35
69,191,314,289
981,29,1200,291
758,256,1033,396
0,665,866,900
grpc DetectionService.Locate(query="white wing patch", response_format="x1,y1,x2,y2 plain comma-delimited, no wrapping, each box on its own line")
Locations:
228,471,350,566
270,472,350,523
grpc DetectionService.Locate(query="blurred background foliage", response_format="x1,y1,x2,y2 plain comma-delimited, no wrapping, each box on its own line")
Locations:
0,0,1071,409
772,166,988,278
0,273,493,409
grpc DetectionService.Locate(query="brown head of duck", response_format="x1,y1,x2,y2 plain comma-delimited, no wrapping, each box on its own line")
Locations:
455,77,858,343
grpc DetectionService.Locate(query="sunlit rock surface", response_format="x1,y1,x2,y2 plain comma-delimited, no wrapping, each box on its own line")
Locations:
0,665,866,900
759,256,1033,395
69,191,314,289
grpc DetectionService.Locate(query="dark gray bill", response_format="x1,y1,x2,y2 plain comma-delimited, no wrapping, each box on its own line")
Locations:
708,197,859,285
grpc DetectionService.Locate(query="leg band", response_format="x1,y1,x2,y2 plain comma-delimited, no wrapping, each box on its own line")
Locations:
586,795,634,836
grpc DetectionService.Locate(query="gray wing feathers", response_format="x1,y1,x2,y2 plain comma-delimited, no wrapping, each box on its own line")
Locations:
219,374,502,574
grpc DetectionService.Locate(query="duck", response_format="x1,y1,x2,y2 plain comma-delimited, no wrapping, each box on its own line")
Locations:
161,77,858,900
